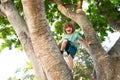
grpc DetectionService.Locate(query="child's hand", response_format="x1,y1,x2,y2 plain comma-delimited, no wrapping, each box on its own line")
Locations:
79,40,92,53
78,40,92,47
87,41,92,46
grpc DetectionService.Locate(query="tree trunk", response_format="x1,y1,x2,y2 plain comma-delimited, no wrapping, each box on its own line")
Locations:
92,56,120,80
1,0,74,79
0,0,48,79
55,1,120,80
1,0,120,80
21,0,74,80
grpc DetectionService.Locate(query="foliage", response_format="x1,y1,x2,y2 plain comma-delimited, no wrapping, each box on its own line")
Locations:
85,1,118,42
7,62,37,80
72,47,93,80
0,0,120,79
0,0,23,52
1,0,119,51
0,17,22,52
14,0,23,14
44,0,119,43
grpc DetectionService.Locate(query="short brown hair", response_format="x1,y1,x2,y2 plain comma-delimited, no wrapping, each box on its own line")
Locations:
63,22,75,33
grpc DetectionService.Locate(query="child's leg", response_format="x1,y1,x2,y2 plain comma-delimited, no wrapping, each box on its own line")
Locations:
67,54,73,70
61,39,68,52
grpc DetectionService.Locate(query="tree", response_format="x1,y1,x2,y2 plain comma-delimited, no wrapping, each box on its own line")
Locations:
0,0,120,80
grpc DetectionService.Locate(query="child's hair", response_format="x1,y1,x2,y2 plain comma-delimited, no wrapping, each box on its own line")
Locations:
63,22,75,33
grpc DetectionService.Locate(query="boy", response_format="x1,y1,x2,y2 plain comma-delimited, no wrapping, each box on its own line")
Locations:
59,22,91,70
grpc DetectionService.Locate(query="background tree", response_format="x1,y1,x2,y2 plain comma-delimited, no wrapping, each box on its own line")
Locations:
0,0,120,80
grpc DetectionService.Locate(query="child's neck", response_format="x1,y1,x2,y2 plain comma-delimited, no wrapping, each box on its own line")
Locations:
67,33,72,35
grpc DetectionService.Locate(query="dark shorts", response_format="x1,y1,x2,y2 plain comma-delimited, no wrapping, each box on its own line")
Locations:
65,41,77,58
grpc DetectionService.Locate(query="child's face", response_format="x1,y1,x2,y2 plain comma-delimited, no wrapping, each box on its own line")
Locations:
65,27,73,34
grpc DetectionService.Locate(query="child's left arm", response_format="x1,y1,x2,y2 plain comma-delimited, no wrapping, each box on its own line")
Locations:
78,39,91,47
78,39,92,53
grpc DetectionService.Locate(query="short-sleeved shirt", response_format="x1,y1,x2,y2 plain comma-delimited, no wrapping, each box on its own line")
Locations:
60,31,82,48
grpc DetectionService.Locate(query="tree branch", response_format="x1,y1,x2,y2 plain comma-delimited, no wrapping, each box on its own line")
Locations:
106,17,120,32
77,0,83,9
96,1,120,32
108,37,120,57
54,0,62,5
55,1,107,59
76,0,83,13
63,4,76,9
1,1,48,79
0,4,6,16
1,0,29,36
0,0,14,16
48,0,54,3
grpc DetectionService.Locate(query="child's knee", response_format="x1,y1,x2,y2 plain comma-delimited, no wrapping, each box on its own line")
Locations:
62,39,68,44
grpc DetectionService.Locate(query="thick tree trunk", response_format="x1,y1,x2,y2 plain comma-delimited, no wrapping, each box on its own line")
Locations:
1,0,120,80
0,0,47,79
93,56,120,80
1,0,73,79
21,0,73,80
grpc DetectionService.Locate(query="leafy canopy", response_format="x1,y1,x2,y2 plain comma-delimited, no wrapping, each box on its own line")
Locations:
0,0,120,51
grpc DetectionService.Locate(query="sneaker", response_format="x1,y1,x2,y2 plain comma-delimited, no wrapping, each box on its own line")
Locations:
60,51,63,54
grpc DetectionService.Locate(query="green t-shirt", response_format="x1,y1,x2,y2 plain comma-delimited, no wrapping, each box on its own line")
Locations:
60,31,82,48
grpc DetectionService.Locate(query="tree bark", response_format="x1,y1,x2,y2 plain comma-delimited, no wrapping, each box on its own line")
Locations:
21,0,73,80
1,0,120,80
54,0,120,80
1,0,47,80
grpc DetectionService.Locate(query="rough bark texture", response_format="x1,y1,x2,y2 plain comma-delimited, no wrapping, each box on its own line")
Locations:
21,0,73,80
0,0,120,80
0,0,47,79
55,0,120,80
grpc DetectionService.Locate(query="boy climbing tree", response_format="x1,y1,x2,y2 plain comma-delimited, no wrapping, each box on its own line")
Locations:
58,22,91,70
